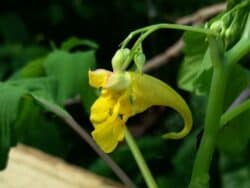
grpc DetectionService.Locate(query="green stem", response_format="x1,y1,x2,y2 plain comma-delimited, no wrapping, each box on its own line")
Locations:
121,23,217,70
226,38,250,65
121,23,216,48
220,98,250,127
188,37,229,188
226,12,250,65
125,127,158,188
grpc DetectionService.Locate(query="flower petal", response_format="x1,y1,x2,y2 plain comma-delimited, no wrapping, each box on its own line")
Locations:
91,96,125,152
113,121,125,141
92,122,118,153
90,93,116,125
88,69,112,88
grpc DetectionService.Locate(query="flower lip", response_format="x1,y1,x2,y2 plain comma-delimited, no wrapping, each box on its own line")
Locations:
88,69,112,88
89,69,131,91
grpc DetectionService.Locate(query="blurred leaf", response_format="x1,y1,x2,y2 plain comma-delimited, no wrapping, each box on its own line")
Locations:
61,37,99,51
11,46,48,69
8,77,56,101
0,13,28,43
47,3,64,25
0,83,27,169
222,166,250,188
0,44,48,72
217,65,250,155
72,1,95,20
16,95,69,158
12,58,46,79
0,63,9,80
43,50,96,110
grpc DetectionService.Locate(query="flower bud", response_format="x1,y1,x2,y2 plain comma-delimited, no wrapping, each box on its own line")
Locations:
208,1,249,48
111,48,130,71
134,52,146,72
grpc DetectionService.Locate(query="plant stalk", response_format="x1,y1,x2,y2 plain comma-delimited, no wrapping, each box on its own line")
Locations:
125,127,158,188
188,38,229,188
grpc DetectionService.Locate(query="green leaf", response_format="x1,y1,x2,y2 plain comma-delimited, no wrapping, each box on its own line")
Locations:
15,95,69,158
19,58,46,78
0,76,59,169
61,37,99,51
217,65,250,155
0,44,48,71
177,31,212,95
8,77,57,101
10,58,46,80
0,83,27,169
43,50,96,110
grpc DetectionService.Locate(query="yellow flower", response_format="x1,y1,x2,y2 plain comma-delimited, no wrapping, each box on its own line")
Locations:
89,69,193,153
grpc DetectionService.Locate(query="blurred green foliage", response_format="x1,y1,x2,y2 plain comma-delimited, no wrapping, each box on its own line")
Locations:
0,0,250,188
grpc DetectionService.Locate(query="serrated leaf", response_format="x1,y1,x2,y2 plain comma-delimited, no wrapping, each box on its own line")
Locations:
8,77,56,101
43,50,96,110
177,31,212,95
0,75,61,169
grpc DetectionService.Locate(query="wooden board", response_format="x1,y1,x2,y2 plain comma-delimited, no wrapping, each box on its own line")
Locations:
0,144,124,188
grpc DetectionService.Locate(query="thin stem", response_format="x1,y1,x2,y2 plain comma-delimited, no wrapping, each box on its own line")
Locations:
188,37,229,188
125,127,158,188
122,28,158,70
220,98,250,127
120,23,217,70
33,95,136,188
121,23,216,48
63,117,136,188
120,28,151,48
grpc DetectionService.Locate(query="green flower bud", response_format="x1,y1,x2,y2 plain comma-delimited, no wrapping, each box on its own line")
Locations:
134,52,146,72
208,0,249,48
111,48,130,71
209,20,226,35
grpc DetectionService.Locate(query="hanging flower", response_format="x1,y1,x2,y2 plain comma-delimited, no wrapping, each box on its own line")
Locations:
89,69,193,153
